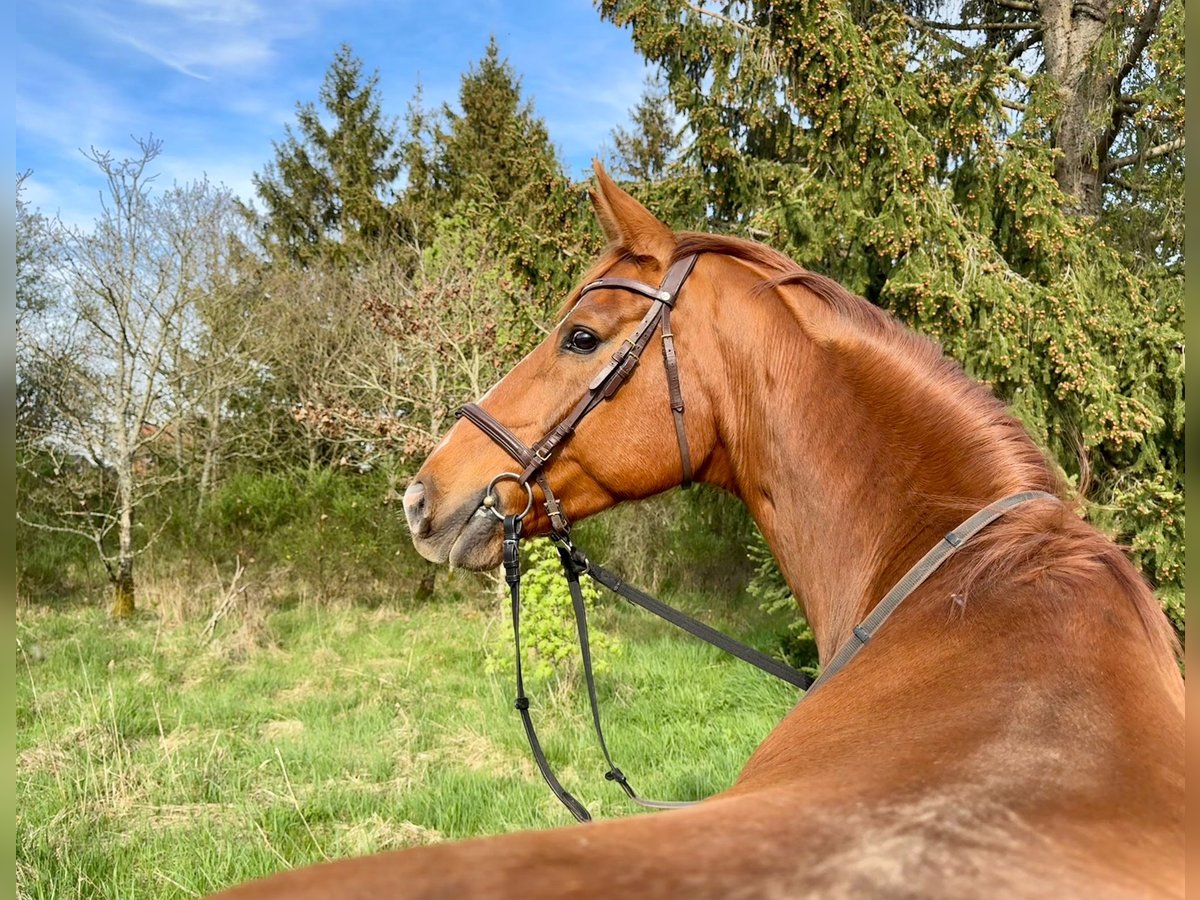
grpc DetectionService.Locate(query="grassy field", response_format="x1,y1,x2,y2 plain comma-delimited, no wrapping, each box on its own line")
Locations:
16,576,797,898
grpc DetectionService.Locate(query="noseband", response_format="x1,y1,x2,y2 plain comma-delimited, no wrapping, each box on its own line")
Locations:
454,250,1056,823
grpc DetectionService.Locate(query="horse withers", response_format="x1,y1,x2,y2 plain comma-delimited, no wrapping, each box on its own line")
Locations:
212,162,1184,899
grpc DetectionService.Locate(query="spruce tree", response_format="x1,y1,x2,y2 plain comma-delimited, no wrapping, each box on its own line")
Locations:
611,77,682,182
404,37,562,217
251,44,402,267
403,39,593,347
599,0,1184,634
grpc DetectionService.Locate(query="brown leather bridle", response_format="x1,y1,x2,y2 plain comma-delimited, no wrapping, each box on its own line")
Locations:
457,252,700,535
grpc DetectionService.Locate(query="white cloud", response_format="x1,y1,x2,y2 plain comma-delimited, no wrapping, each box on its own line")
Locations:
134,0,268,29
16,49,137,151
74,4,272,79
65,0,345,80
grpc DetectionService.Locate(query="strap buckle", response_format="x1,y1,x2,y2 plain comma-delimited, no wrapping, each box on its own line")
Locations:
502,516,522,586
552,533,590,576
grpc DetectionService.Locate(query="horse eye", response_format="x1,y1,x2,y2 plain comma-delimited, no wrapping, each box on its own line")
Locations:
564,328,599,354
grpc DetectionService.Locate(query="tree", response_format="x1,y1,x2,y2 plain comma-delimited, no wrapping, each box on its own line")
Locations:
893,0,1184,250
16,172,58,439
250,44,402,267
169,197,263,506
402,39,600,348
17,139,243,617
246,263,383,471
610,77,683,182
404,37,562,218
598,0,1184,634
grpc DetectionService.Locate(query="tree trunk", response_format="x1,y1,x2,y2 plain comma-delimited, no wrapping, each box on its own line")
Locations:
112,560,135,619
112,465,136,618
1040,0,1119,215
197,405,222,512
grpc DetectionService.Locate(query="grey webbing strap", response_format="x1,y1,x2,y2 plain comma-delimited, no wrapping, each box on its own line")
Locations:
808,490,1058,692
504,515,591,823
503,490,1054,822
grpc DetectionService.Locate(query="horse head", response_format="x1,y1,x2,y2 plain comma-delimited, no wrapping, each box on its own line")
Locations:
404,163,723,570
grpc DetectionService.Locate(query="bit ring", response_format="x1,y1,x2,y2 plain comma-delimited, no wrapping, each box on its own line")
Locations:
483,472,534,521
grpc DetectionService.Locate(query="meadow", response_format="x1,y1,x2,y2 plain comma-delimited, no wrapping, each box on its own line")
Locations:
16,531,798,899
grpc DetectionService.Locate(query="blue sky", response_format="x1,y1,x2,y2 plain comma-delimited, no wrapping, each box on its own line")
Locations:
16,0,655,229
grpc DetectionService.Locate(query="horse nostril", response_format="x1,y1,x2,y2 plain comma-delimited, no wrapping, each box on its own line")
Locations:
404,481,425,511
403,481,429,535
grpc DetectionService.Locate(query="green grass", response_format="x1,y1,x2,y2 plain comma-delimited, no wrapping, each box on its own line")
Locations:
16,584,797,899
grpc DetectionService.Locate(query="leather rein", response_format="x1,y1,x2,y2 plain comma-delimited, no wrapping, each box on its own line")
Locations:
456,251,1056,822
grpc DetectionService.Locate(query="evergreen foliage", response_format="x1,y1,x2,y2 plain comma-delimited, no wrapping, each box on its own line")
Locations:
600,0,1183,633
250,44,402,267
404,38,563,218
403,39,602,345
611,77,683,181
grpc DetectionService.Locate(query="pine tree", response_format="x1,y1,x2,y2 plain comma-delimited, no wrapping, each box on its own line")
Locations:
402,39,594,346
599,0,1184,634
251,44,402,267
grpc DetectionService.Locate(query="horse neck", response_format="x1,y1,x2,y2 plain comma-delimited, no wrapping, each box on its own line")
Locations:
698,271,1061,663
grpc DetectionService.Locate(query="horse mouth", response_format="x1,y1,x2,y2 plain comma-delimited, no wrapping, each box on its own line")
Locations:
411,491,504,571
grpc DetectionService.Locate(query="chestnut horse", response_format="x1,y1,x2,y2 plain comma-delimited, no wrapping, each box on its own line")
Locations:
213,164,1183,899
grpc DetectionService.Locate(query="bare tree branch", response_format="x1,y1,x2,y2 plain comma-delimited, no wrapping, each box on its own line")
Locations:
1099,0,1165,160
907,16,1039,31
682,2,756,35
903,15,1037,85
20,139,244,615
1116,0,1164,90
1104,137,1184,171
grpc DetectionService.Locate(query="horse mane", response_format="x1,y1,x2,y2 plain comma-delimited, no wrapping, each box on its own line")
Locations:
668,232,1181,668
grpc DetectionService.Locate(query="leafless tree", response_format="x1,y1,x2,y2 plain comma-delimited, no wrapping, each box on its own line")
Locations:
17,138,245,616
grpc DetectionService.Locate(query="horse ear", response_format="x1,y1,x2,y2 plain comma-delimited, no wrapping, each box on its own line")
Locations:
589,160,674,261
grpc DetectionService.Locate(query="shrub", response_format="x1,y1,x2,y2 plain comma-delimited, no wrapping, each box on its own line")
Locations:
486,538,621,681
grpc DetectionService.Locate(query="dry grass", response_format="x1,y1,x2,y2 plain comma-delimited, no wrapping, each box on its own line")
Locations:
259,719,306,741
330,816,444,857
